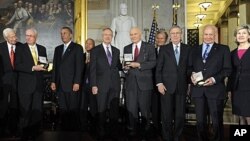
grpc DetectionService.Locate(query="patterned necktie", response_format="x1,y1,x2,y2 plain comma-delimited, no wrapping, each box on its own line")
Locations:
106,46,112,65
134,45,139,61
10,46,15,68
202,44,210,63
31,46,38,65
175,45,180,65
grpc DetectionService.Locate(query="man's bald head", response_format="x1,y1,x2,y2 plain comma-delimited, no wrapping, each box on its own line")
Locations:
130,27,142,44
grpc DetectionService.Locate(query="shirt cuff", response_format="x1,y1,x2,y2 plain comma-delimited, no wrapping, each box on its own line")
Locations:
211,77,216,84
156,83,163,86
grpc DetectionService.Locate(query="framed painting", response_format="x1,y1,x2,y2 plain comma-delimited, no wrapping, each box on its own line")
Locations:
0,0,74,61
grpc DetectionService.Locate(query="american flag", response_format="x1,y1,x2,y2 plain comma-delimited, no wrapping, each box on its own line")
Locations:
148,16,159,45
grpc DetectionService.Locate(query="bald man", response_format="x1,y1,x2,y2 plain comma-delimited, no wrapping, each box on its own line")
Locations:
123,27,156,137
189,25,231,141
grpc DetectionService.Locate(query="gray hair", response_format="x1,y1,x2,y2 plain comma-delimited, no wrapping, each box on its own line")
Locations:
3,28,16,40
169,25,182,34
26,28,38,37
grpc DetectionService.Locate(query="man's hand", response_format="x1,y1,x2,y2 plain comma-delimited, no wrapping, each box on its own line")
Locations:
92,86,98,95
203,77,215,86
191,72,197,85
32,65,46,71
72,84,80,92
50,82,56,91
157,83,167,95
128,62,140,68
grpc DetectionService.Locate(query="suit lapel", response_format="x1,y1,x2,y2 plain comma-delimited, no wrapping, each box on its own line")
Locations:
137,42,145,62
205,43,218,63
62,42,73,61
232,49,240,66
168,44,178,66
197,45,203,63
2,42,12,68
178,44,185,66
110,46,117,67
100,44,110,66
24,43,35,65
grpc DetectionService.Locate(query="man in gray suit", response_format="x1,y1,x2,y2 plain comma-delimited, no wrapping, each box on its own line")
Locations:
123,27,156,137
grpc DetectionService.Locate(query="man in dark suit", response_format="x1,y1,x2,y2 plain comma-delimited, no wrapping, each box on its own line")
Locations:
155,25,190,141
189,25,232,141
15,28,47,140
0,28,21,137
90,28,122,137
80,38,97,132
51,27,84,131
123,27,156,137
151,30,168,133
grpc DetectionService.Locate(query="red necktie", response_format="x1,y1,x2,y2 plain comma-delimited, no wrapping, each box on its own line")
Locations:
10,46,15,68
134,45,139,61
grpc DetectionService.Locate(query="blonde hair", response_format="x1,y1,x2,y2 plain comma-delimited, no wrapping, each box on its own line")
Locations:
234,24,250,44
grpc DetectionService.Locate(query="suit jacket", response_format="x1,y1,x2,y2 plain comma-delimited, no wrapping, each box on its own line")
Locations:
155,43,190,94
228,47,250,91
0,41,22,86
51,42,84,92
90,44,121,93
15,43,47,94
123,41,156,91
189,43,232,99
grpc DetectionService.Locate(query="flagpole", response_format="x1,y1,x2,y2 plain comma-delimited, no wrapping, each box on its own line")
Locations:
148,4,159,45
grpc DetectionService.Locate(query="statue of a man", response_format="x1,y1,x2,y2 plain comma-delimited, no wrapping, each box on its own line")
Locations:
111,3,136,56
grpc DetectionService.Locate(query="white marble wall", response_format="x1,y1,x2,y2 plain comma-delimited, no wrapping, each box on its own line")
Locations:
87,0,185,45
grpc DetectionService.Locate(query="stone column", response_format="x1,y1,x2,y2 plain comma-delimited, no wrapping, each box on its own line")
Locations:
228,5,239,50
239,0,250,25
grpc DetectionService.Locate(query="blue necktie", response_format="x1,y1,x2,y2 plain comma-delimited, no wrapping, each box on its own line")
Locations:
202,44,210,63
106,46,112,65
62,44,67,56
175,46,180,65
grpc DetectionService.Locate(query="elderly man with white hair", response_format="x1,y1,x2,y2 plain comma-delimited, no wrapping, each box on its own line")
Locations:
0,28,22,137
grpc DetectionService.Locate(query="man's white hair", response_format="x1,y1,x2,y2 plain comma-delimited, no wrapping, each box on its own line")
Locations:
3,28,16,40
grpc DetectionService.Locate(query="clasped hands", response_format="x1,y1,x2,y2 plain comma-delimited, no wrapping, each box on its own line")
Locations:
123,62,140,70
191,74,215,86
32,65,46,71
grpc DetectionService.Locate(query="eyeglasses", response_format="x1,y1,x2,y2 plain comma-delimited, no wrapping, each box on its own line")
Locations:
170,32,181,35
25,35,35,38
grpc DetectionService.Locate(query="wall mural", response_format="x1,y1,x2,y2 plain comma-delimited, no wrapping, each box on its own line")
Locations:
0,0,74,61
